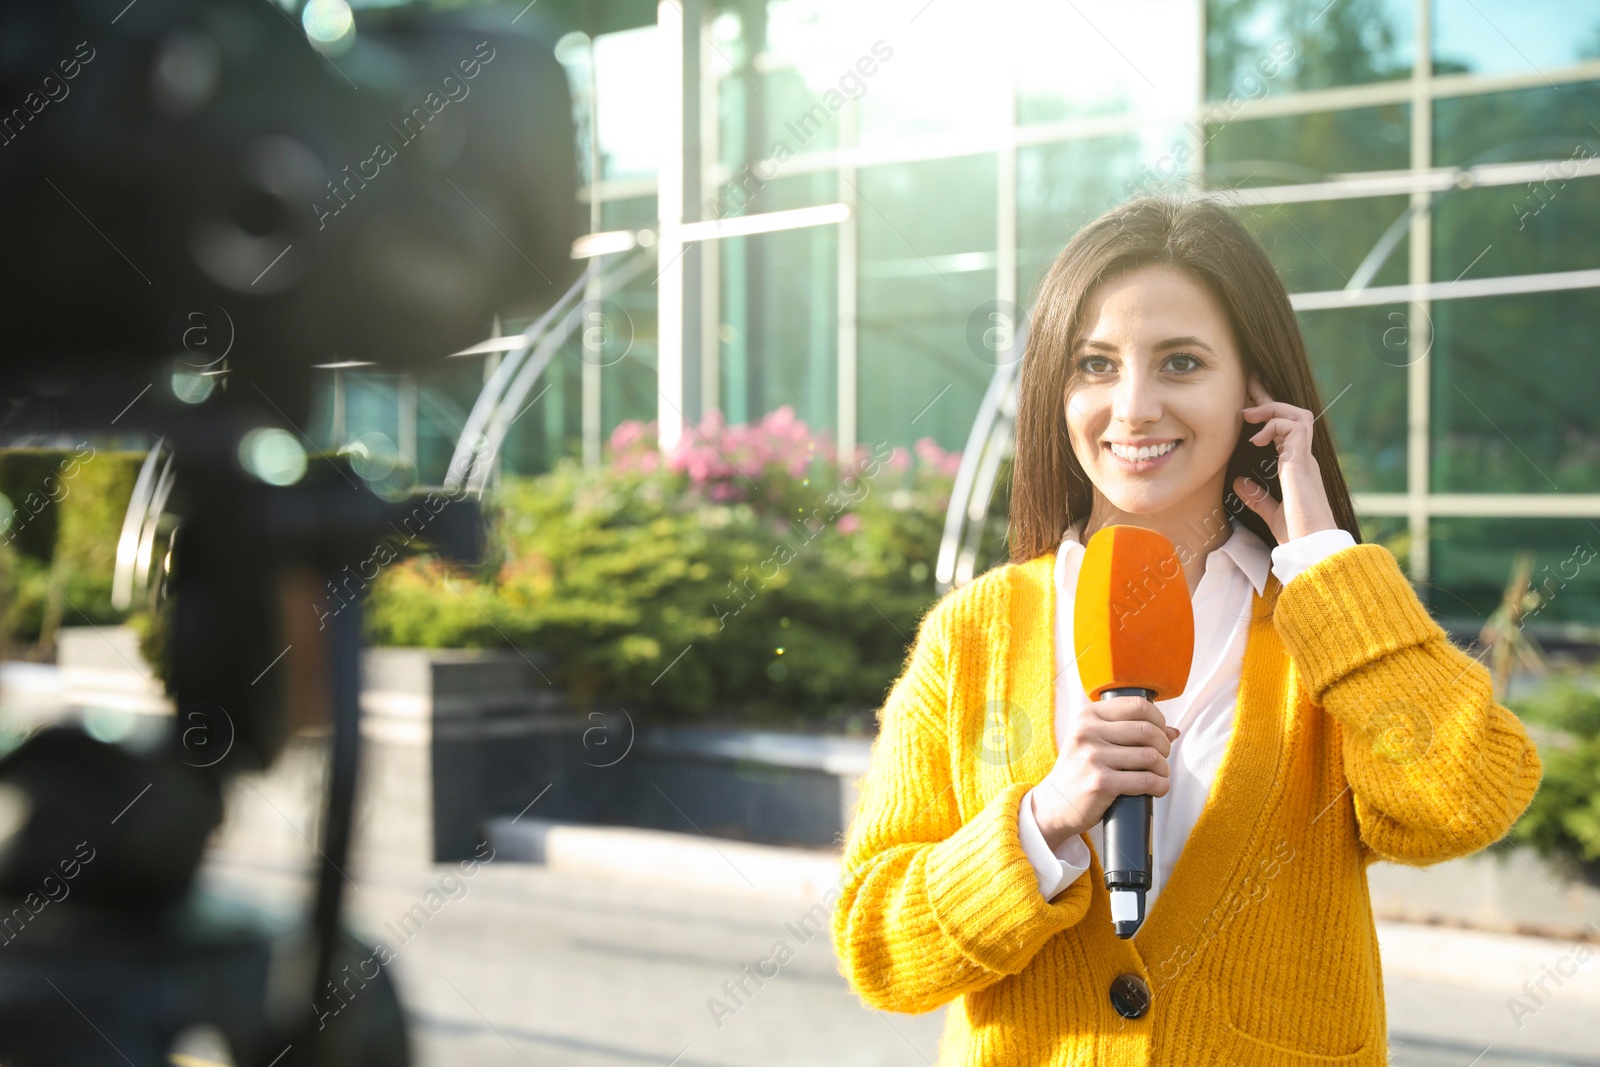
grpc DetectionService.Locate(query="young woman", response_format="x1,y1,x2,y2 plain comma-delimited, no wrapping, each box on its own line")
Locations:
829,195,1543,1066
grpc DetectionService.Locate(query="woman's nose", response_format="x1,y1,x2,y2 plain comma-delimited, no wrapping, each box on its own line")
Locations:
1111,364,1162,426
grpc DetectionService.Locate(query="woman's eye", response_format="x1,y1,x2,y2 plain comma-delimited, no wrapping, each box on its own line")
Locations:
1075,354,1201,374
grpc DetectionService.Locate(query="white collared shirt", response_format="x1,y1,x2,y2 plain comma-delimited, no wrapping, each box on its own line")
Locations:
1017,518,1358,904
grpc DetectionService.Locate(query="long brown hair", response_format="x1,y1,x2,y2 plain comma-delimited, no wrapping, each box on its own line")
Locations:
1008,193,1363,564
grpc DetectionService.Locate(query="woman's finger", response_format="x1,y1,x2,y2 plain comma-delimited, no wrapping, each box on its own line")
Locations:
1235,475,1285,541
1242,399,1311,419
1090,718,1175,756
1248,416,1306,447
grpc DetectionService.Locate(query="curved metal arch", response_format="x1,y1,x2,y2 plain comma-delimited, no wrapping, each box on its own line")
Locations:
444,246,657,494
936,320,1026,594
112,437,178,611
443,267,592,492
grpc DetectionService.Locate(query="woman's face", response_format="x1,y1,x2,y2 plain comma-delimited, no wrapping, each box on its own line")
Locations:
1063,263,1255,523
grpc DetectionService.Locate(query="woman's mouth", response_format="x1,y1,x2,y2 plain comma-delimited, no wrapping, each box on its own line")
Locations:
1104,439,1181,472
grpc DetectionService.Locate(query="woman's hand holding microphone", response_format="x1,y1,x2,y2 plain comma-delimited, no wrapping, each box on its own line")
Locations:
1029,696,1180,853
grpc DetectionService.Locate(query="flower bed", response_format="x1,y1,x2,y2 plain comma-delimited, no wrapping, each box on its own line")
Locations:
365,407,1006,731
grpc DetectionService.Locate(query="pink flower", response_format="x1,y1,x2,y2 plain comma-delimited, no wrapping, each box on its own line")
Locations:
763,405,797,435
888,447,911,473
610,420,647,452
838,513,861,535
697,408,727,436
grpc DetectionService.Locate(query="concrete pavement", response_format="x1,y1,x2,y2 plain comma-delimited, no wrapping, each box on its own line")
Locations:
196,814,1600,1067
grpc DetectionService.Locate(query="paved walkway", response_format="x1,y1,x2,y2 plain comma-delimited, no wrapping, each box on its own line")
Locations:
199,845,1600,1067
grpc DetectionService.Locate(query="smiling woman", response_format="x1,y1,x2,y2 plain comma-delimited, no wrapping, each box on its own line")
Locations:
830,194,1544,1067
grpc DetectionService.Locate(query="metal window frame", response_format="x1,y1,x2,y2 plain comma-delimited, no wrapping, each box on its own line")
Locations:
629,0,1600,592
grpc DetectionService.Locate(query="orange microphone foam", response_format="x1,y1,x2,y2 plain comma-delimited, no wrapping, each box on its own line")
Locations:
1073,524,1196,701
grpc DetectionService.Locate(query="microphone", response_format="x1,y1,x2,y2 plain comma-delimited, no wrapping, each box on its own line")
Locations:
1073,525,1195,939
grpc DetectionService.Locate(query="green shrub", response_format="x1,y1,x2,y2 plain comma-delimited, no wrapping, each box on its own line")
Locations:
0,445,143,653
1492,672,1600,879
366,409,1009,730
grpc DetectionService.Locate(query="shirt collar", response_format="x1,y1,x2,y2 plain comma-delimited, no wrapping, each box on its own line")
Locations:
1057,516,1272,597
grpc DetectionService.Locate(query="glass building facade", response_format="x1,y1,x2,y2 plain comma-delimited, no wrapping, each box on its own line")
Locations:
321,0,1600,628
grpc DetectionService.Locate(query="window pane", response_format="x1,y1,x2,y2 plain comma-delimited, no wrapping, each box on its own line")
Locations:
1295,304,1410,493
858,154,997,257
594,25,659,181
1205,103,1411,183
344,370,401,449
1430,289,1600,492
1206,0,1414,99
1434,80,1600,168
1432,181,1600,282
858,269,994,455
1432,0,1600,78
768,68,844,155
717,67,844,181
1228,196,1411,293
858,155,997,453
704,168,838,225
599,269,659,442
853,4,1009,145
600,196,655,231
753,0,896,128
717,0,1010,147
719,223,839,430
1014,0,1201,126
1017,130,1193,301
1429,518,1600,625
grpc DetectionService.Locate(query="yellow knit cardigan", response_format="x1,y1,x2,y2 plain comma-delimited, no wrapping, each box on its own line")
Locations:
830,543,1543,1066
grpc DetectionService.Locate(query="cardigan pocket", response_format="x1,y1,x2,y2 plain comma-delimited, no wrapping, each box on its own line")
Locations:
1219,996,1375,1064
1220,1010,1374,1065
1183,949,1378,1065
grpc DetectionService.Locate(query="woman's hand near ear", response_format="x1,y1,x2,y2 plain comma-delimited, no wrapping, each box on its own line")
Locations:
1235,377,1340,543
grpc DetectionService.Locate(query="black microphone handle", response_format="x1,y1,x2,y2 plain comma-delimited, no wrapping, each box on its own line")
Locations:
1099,686,1155,939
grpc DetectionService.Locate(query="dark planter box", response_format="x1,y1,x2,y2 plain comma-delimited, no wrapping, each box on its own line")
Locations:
594,727,873,849
364,648,873,859
362,646,606,864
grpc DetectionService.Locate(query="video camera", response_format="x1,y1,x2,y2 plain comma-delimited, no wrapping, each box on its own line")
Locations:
0,0,582,1062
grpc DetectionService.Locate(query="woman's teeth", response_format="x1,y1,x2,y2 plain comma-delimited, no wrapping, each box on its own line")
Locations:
1109,441,1178,462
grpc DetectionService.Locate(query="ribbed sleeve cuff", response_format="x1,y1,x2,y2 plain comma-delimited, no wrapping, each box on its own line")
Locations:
1269,527,1358,588
925,781,1091,974
1272,543,1443,701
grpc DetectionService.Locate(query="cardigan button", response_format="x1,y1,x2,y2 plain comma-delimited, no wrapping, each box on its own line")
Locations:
1109,973,1150,1019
